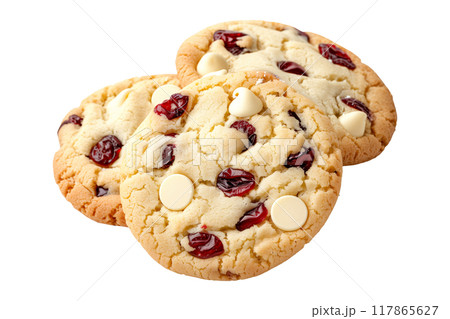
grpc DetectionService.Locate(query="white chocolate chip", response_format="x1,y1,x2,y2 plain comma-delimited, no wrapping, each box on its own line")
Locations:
106,88,131,111
196,53,228,76
202,69,227,78
105,89,133,122
271,195,308,231
151,84,181,106
159,174,194,210
338,111,367,138
229,87,263,117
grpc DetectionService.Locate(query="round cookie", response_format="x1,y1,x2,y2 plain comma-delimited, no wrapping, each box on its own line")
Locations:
120,72,342,280
176,20,397,165
54,75,181,226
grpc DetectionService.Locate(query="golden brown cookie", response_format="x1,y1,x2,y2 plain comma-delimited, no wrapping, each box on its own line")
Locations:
54,75,181,226
120,72,342,279
176,20,396,165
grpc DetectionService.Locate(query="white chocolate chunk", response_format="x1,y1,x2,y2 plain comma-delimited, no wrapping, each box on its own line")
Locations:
229,87,263,117
105,88,132,115
202,69,227,78
105,88,133,123
196,53,228,76
151,84,181,106
338,111,367,138
271,195,308,231
159,174,194,210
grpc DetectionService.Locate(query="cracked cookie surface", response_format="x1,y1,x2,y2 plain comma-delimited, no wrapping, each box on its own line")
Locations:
54,75,180,226
176,20,397,165
120,72,342,279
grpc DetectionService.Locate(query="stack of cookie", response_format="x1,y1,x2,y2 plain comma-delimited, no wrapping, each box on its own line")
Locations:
54,20,396,280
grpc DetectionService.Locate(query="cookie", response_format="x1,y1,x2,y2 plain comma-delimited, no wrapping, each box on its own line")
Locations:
54,75,181,226
120,72,342,280
176,20,397,165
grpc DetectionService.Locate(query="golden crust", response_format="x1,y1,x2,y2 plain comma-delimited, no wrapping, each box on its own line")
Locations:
307,32,397,165
120,72,342,280
175,20,397,165
54,75,179,226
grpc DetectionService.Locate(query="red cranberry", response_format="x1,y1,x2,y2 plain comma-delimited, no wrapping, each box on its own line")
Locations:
188,232,224,259
293,28,310,42
340,97,373,121
217,168,256,197
318,44,356,70
166,133,178,137
89,135,123,167
277,61,308,76
236,203,268,231
213,30,248,55
161,144,176,168
285,147,315,172
96,186,108,197
288,110,306,131
154,93,189,120
230,120,257,148
58,114,83,132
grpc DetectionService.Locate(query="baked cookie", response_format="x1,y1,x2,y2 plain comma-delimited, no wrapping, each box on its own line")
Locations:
120,72,342,280
176,20,397,165
54,75,181,226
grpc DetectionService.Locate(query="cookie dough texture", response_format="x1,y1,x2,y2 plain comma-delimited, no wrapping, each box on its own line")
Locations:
120,72,342,280
176,20,397,165
54,75,179,226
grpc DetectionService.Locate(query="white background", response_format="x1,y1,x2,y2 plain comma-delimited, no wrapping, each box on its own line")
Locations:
1,0,449,318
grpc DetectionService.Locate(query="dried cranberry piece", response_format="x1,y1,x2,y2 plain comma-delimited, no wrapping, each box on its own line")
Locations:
166,133,178,137
318,44,356,70
213,30,248,55
236,202,268,231
188,232,224,259
285,147,315,172
58,114,83,132
230,120,257,148
96,186,108,197
340,97,373,121
288,110,306,131
293,28,310,42
277,61,308,76
217,168,256,197
154,93,189,120
161,144,176,168
89,135,123,167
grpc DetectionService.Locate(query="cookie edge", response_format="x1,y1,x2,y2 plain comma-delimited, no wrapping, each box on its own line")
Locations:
175,20,397,165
